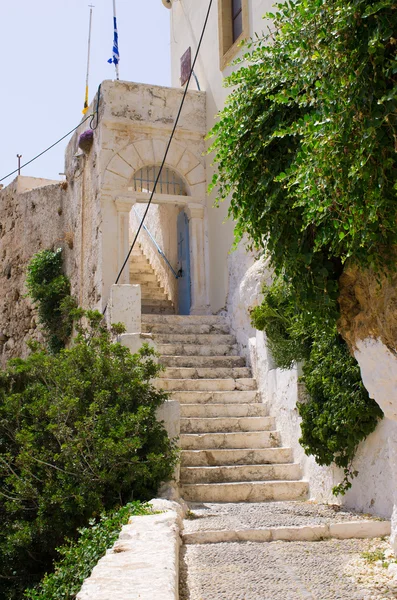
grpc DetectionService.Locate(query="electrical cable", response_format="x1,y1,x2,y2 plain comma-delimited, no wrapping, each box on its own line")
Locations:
105,0,213,316
0,85,102,184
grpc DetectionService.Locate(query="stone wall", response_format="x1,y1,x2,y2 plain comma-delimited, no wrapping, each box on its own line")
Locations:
0,177,71,365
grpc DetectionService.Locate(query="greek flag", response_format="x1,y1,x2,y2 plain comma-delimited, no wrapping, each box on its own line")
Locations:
108,17,119,65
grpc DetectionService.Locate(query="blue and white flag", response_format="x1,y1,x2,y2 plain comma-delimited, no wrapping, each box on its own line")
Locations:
108,17,119,65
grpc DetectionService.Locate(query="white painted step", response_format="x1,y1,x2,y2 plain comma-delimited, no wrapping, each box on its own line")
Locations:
180,463,302,484
142,305,174,315
156,378,257,392
143,322,230,335
181,480,309,503
141,290,168,301
181,447,294,467
157,343,238,357
180,416,275,434
170,390,259,404
130,273,158,283
153,334,236,344
180,431,281,450
180,403,267,418
160,367,251,380
142,315,227,325
160,355,245,368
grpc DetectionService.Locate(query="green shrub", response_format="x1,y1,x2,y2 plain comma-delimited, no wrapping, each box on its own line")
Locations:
252,279,383,495
26,248,76,353
0,311,178,599
24,502,150,600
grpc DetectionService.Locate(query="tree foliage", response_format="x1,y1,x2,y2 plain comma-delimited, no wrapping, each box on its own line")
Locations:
0,312,178,599
210,0,397,321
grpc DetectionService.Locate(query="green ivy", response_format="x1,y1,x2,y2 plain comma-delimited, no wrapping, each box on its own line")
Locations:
209,0,397,323
210,0,393,493
251,279,383,495
24,502,151,600
0,311,178,599
26,248,76,353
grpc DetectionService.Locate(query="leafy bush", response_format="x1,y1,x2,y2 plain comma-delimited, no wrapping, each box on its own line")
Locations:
26,248,76,353
209,0,397,324
0,312,178,599
24,502,150,600
252,279,383,495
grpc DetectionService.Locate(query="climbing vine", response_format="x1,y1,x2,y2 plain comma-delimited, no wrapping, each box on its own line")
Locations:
209,0,395,487
26,248,76,353
209,0,397,322
251,280,383,494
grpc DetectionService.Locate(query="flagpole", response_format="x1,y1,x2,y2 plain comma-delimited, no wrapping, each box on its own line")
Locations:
83,5,94,114
113,0,120,80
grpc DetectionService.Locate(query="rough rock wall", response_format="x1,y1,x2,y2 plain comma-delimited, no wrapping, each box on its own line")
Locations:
0,178,71,365
226,244,396,518
338,264,397,354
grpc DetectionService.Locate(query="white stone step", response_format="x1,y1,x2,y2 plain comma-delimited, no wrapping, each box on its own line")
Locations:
142,322,230,335
153,334,236,344
142,314,227,325
181,447,294,467
157,343,238,356
138,281,164,291
170,390,259,404
180,431,281,450
141,289,168,300
142,307,174,315
143,299,173,307
180,416,275,434
180,481,309,503
159,355,246,368
180,463,302,484
130,267,153,276
160,367,251,380
130,258,150,268
130,273,158,283
180,403,267,418
156,378,257,392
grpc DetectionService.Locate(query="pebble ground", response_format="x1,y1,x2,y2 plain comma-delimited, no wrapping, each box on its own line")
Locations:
180,539,395,600
183,501,382,534
180,502,394,600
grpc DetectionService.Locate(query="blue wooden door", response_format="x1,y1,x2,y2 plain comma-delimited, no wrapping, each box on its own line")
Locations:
177,211,191,315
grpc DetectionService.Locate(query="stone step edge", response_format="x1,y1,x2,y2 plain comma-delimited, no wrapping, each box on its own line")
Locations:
182,520,391,545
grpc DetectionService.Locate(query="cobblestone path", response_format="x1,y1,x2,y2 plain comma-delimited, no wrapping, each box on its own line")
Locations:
179,503,395,600
180,539,392,600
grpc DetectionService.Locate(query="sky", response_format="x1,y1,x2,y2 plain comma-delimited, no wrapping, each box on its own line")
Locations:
0,0,171,186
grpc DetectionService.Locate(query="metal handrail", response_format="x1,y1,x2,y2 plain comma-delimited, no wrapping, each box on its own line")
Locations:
132,206,179,279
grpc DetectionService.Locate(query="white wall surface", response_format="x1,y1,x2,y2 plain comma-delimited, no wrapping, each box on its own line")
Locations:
168,0,274,312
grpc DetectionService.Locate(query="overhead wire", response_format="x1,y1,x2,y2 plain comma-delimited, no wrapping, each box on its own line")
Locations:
104,0,214,315
0,85,102,184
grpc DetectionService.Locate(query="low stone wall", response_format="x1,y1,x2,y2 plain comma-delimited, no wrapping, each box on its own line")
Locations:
77,499,185,600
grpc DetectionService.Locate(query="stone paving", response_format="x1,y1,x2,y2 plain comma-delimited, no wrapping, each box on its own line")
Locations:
183,501,383,534
180,502,394,599
179,539,395,600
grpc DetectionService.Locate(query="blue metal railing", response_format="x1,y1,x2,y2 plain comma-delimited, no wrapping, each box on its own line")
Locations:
133,206,179,279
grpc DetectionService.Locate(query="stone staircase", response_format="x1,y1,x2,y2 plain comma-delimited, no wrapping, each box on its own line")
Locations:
130,245,175,315
142,314,309,503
